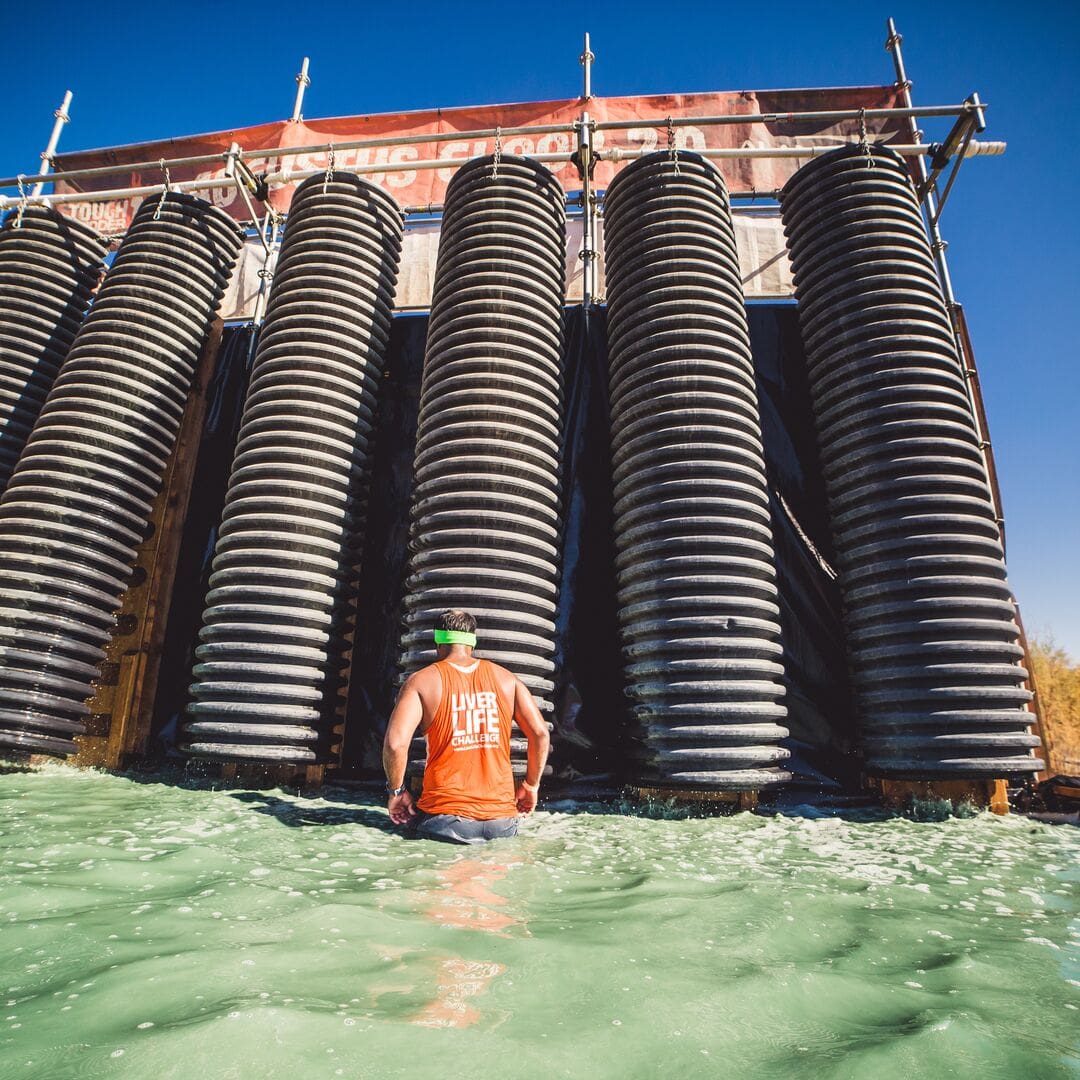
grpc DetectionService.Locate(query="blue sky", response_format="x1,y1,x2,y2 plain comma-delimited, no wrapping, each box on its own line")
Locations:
5,0,1078,653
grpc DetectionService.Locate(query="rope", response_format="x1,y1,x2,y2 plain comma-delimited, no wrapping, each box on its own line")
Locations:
13,175,29,229
153,159,172,220
857,108,874,169
667,116,680,176
323,145,336,193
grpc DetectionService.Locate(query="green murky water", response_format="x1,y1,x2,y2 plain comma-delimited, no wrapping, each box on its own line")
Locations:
1,765,1077,1079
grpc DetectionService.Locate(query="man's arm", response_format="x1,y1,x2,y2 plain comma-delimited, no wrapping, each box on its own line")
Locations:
383,674,424,825
512,676,550,814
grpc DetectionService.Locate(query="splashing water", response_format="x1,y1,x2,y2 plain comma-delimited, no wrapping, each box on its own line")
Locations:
1,765,1077,1079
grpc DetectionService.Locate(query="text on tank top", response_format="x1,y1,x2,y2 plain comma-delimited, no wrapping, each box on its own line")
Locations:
417,658,518,820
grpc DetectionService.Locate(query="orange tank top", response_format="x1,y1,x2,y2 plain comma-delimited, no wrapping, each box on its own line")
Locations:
417,658,518,820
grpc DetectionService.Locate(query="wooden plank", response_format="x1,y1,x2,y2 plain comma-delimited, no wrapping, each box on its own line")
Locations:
73,319,224,771
871,777,1010,815
629,786,759,812
214,761,325,790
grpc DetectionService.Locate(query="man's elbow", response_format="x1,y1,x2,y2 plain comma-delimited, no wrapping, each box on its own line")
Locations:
384,729,413,756
530,726,551,752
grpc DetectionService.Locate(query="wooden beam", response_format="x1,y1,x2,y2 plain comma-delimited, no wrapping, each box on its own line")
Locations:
218,761,326,790
629,786,759,812
869,776,1010,815
73,319,224,771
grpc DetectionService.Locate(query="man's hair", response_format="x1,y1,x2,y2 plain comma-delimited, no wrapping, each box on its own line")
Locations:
437,609,477,635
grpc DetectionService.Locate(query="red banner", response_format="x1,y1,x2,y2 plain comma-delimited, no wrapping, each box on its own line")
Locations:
54,86,904,234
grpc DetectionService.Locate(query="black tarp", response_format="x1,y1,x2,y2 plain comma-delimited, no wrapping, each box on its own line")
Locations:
151,304,856,783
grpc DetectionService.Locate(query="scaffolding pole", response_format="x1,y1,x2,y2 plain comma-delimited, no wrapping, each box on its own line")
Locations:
885,17,1001,531
29,91,72,198
291,57,311,122
0,139,1004,214
578,114,597,310
598,139,1003,164
575,34,598,311
580,33,594,101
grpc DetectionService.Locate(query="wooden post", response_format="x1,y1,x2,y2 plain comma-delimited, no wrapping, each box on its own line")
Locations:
73,319,224,771
327,574,360,776
869,776,1010,815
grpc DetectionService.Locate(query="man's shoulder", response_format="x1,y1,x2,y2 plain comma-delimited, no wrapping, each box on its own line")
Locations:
481,658,517,691
404,664,442,691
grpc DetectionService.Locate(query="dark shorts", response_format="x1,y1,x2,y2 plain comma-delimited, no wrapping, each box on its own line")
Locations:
409,811,519,845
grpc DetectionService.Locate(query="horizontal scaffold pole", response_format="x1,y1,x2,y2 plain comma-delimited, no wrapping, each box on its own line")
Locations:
0,140,1006,213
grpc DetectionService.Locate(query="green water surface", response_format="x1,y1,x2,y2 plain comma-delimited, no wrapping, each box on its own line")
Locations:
1,765,1077,1079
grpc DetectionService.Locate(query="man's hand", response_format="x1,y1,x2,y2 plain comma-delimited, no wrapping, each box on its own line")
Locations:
515,783,538,815
384,676,424,828
512,677,549,816
388,790,417,825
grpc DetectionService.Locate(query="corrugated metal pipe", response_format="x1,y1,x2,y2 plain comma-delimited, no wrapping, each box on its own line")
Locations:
0,207,106,494
779,143,1042,777
0,193,242,756
603,150,791,791
183,173,402,763
398,154,565,780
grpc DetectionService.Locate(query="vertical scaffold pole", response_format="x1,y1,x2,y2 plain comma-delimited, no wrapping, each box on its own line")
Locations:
251,211,279,330
577,112,596,313
885,18,997,522
577,34,597,314
580,33,594,101
30,91,72,198
291,57,311,122
885,21,958,305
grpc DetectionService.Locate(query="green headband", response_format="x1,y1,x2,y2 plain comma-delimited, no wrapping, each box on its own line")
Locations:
433,629,476,647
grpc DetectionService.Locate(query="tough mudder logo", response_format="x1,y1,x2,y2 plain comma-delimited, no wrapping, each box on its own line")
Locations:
450,692,500,751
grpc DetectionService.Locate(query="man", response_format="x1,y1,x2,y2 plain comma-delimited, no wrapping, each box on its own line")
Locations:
382,609,551,844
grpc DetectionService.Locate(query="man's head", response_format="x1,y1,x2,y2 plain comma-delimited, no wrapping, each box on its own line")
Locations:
433,609,477,653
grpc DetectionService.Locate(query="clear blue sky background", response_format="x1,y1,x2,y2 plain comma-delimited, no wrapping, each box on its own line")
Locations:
5,0,1078,653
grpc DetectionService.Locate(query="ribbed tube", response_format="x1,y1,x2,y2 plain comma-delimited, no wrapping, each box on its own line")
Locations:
0,207,106,493
183,174,403,763
398,155,565,773
604,151,790,791
780,144,1040,777
0,193,242,756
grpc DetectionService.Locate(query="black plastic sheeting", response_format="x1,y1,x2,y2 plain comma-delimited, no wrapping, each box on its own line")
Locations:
152,305,855,783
